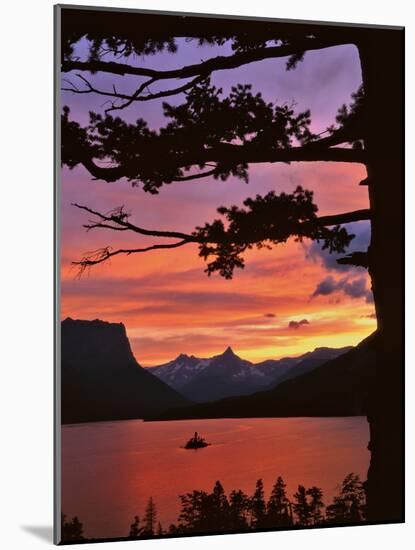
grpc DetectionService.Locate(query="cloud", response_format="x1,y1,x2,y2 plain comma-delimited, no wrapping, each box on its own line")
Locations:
288,319,310,329
311,275,373,302
343,277,367,299
305,221,371,273
311,276,339,297
264,313,276,318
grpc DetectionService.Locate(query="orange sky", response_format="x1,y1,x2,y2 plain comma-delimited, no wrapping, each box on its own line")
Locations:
60,42,376,366
61,161,376,365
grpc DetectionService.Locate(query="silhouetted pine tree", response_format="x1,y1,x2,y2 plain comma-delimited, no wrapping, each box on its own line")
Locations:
307,486,325,525
176,489,210,532
326,473,366,524
267,476,293,527
61,513,84,542
129,515,142,537
168,523,179,535
293,485,312,526
207,481,230,531
143,497,157,536
249,479,267,528
175,481,232,533
228,489,250,530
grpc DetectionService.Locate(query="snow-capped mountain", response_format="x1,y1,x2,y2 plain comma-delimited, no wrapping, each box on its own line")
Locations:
147,334,376,422
147,353,213,390
147,345,352,403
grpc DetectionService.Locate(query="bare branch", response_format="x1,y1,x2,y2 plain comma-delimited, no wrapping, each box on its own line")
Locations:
73,240,190,275
62,73,208,113
62,73,153,103
105,76,207,113
313,209,371,226
83,222,130,232
72,203,197,241
62,38,347,79
173,168,219,182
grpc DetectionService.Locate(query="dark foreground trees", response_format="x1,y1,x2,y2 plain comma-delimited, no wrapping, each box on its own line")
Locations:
326,473,367,524
61,513,84,542
61,472,366,541
160,474,365,535
128,497,158,538
60,7,404,522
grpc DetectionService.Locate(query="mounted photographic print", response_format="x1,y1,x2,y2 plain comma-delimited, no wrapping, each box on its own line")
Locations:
54,4,404,544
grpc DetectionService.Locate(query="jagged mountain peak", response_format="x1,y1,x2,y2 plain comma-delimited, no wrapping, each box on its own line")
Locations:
221,346,237,358
175,353,192,361
150,343,354,403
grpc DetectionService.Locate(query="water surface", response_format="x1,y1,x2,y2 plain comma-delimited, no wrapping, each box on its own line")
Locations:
62,417,369,539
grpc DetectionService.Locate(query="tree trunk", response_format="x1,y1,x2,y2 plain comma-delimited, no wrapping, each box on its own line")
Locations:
358,30,404,523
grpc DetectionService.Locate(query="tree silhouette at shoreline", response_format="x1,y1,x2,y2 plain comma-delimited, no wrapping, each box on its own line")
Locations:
128,515,142,537
61,513,84,542
267,476,292,527
60,472,367,542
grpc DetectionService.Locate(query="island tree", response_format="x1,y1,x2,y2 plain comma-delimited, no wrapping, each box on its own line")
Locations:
59,7,404,523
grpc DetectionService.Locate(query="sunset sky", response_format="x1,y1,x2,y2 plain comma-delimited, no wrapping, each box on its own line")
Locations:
60,36,376,366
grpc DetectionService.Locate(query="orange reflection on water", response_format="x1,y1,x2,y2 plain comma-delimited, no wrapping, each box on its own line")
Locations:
61,417,370,539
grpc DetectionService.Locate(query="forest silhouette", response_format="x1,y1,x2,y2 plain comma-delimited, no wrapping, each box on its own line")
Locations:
61,473,366,542
60,7,404,524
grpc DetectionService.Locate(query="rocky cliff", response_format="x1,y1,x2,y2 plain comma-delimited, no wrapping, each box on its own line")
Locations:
60,318,188,424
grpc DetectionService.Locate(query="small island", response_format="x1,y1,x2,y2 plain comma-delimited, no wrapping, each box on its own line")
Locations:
184,431,210,450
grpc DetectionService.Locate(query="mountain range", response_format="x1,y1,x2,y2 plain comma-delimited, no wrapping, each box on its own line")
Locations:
147,345,352,403
144,333,376,421
60,317,375,425
61,318,189,424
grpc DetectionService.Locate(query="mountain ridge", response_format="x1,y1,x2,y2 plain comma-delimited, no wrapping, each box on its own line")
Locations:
147,344,353,402
144,332,377,421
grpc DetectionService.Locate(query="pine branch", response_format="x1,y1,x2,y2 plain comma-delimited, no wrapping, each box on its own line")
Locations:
77,144,365,184
72,199,370,277
62,38,347,79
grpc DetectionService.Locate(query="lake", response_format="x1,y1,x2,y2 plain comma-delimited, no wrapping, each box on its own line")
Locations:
61,417,369,539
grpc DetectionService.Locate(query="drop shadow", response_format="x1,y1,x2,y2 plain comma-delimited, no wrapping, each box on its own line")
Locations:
21,525,54,543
